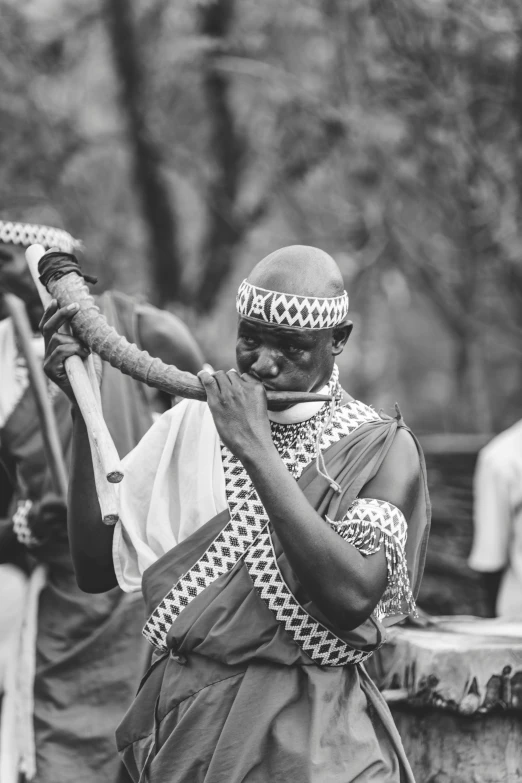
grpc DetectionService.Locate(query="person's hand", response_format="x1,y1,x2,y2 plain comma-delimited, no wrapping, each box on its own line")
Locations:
198,370,274,462
41,299,90,403
27,493,68,545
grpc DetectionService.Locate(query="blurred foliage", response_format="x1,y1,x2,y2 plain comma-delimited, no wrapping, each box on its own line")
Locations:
418,435,491,615
2,0,522,433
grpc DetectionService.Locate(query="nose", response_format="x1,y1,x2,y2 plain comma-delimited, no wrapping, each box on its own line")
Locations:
250,347,279,380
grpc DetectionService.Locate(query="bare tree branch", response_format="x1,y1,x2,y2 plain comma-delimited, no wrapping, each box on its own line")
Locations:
103,0,183,306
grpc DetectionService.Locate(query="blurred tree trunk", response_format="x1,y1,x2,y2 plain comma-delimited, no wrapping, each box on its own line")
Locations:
193,0,344,313
103,0,182,306
508,36,522,313
194,0,245,313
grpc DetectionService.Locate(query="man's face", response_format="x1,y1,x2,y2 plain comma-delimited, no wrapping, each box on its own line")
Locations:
236,316,339,394
0,243,39,306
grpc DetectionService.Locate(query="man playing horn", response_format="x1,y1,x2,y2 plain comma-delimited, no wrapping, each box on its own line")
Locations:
0,220,205,783
43,245,430,783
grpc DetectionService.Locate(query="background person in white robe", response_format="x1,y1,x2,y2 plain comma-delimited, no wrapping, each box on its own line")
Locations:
469,419,522,618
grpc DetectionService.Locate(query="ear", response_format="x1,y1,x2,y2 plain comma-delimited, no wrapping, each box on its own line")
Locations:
331,321,353,356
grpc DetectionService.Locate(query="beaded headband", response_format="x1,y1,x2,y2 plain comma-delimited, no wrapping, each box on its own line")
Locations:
236,279,349,330
0,221,83,254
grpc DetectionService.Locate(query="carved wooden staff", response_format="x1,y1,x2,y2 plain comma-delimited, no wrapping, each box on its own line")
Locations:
26,245,120,524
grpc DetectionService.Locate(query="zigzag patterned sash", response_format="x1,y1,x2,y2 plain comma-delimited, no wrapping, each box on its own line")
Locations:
142,498,269,650
142,398,379,653
244,530,372,666
242,401,379,666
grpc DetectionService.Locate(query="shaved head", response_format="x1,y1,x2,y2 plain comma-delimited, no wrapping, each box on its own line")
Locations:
248,245,345,299
236,245,352,401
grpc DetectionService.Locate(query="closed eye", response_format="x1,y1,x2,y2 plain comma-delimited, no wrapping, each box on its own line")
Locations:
283,342,304,354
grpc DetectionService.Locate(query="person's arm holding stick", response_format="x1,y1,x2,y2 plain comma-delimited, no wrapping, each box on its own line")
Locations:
42,300,117,591
27,245,121,525
27,244,123,488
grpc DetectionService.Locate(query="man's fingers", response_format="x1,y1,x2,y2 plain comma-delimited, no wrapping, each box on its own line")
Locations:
39,299,58,332
47,330,89,355
198,369,237,401
226,369,241,387
198,369,219,397
198,369,216,386
207,369,233,394
41,302,80,341
55,340,89,360
239,373,268,408
43,342,89,383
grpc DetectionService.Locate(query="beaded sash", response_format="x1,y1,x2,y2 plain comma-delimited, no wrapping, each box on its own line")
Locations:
240,400,381,667
142,371,383,660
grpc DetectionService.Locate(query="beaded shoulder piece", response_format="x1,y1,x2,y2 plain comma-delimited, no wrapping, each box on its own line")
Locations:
328,498,416,621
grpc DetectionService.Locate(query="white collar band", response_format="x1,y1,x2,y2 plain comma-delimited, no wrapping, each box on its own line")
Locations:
267,365,341,424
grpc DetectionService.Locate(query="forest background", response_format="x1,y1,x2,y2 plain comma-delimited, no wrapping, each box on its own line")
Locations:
3,0,522,613
2,0,522,437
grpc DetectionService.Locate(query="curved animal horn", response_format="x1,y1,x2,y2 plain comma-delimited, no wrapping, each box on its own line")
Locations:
39,255,332,408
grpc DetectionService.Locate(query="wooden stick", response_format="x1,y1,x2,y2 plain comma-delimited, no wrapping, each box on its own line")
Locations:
89,444,120,525
4,294,68,500
25,245,121,524
25,245,124,484
62,356,124,484
86,354,102,410
82,356,118,521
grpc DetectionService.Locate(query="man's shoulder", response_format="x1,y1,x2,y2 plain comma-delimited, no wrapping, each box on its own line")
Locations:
336,397,420,473
339,396,413,438
347,405,421,517
94,289,138,313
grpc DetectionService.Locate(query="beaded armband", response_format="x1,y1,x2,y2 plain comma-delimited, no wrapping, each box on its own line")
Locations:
327,498,416,620
12,499,42,548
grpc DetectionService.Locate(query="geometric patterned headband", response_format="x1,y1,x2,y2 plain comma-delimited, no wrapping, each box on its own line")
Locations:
236,279,349,330
0,221,83,254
